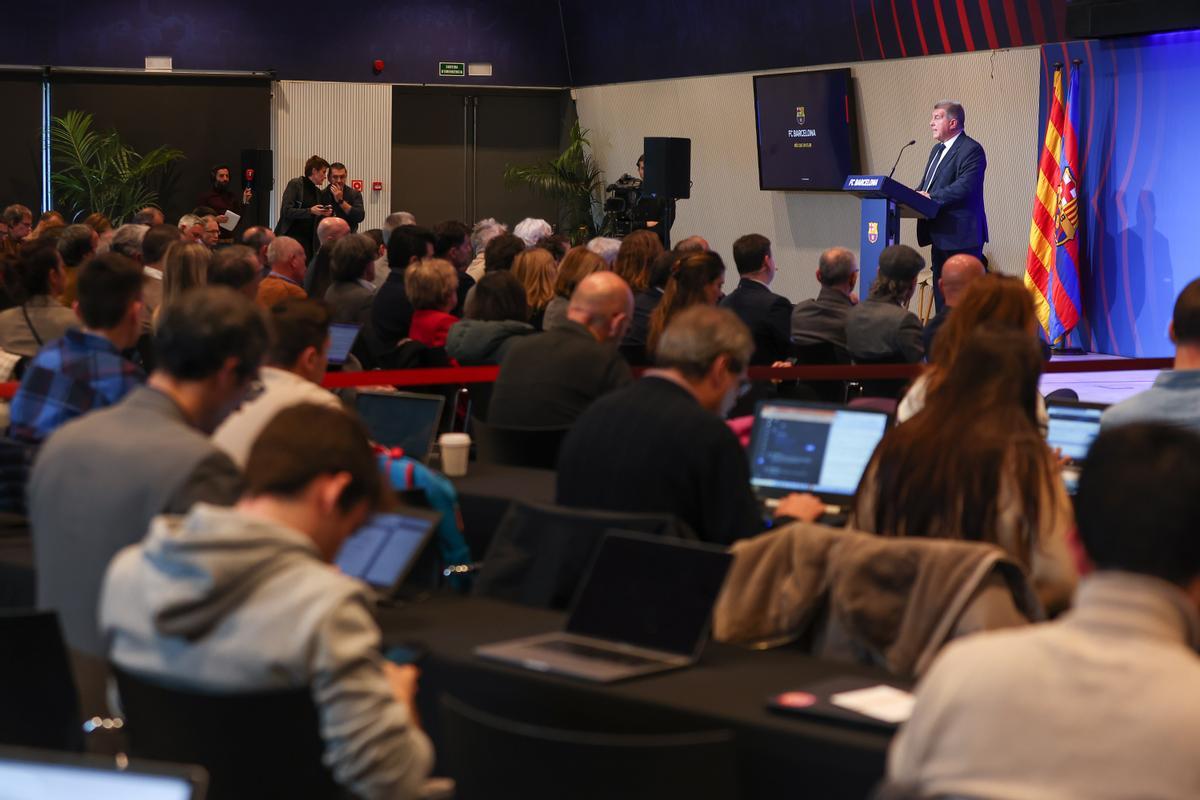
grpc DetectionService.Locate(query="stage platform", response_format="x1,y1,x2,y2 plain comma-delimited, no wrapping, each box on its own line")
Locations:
1040,352,1161,405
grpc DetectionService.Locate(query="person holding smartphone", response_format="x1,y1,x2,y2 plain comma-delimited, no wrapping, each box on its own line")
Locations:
323,162,366,232
274,154,333,259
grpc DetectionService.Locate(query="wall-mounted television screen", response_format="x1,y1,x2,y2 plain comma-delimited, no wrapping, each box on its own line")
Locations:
753,68,858,191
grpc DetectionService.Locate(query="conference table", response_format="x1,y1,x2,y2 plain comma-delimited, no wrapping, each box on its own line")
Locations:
378,595,900,799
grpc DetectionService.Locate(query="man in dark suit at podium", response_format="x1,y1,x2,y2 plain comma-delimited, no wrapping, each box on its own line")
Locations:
916,101,987,311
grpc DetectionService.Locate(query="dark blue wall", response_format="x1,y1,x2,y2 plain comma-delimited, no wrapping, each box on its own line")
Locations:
2,1,570,86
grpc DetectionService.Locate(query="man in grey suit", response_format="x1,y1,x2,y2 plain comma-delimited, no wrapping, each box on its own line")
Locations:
791,247,859,353
28,287,269,706
845,244,925,364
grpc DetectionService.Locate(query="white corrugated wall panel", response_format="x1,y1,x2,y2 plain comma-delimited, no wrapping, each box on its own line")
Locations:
272,81,392,232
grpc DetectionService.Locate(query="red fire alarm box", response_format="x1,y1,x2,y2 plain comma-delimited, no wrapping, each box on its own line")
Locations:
351,179,364,192
372,181,384,191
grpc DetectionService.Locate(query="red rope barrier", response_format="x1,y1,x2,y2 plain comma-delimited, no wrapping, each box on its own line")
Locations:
0,357,1170,400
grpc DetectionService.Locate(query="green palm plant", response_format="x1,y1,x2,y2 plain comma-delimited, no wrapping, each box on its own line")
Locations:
50,110,184,224
503,120,605,244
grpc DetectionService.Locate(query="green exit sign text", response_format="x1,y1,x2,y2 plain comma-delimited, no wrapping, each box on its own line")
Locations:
439,62,465,77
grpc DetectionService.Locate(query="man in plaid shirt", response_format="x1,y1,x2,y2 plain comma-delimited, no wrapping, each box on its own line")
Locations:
10,253,145,444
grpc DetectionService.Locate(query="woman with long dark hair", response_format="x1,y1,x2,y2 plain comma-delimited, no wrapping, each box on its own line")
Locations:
851,324,1078,613
646,251,725,358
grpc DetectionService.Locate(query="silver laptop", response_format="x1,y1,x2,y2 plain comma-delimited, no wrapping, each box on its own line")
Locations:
335,508,439,597
475,531,733,683
0,746,206,799
747,400,891,515
355,390,446,463
1046,399,1107,494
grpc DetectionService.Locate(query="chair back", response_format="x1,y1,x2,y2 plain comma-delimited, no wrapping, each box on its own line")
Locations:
0,610,83,751
474,501,694,609
471,417,568,470
793,341,852,403
440,694,742,800
851,354,911,400
113,667,343,800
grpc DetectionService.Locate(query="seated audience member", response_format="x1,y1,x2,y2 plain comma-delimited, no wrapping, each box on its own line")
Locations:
207,244,262,300
484,232,526,274
513,217,552,247
646,251,726,358
557,305,815,543
214,299,342,466
621,250,678,362
257,236,308,308
790,247,858,351
371,225,435,349
720,233,792,365
405,258,459,349
241,225,275,277
922,253,985,356
324,233,377,324
157,241,210,326
851,325,1078,613
84,212,114,236
586,236,621,267
108,223,148,265
544,246,606,331
845,244,925,364
488,271,633,428
434,220,475,316
372,212,418,289
673,235,710,253
612,230,664,294
466,217,506,282
1,204,32,257
9,253,145,443
177,213,204,244
536,233,570,264
511,247,557,330
131,206,165,227
29,287,265,660
0,240,79,359
899,273,1049,431
888,422,1200,799
1103,277,1200,434
101,404,433,799
199,215,222,250
304,216,351,299
57,223,99,307
446,271,536,366
29,210,65,240
140,224,183,319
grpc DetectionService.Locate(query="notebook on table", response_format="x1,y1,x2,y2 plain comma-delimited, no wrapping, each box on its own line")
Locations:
1045,399,1108,494
747,400,891,516
0,746,207,799
334,508,439,597
475,531,733,683
354,390,446,463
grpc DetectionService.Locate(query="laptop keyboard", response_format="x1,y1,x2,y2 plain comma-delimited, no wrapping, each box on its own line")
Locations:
538,639,661,667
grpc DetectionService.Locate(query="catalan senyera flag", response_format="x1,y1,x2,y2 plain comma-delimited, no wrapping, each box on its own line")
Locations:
1025,65,1084,345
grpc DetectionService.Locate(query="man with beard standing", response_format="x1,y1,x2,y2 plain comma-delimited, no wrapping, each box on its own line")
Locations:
199,165,253,241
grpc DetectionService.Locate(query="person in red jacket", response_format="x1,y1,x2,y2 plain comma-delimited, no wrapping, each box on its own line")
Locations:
405,258,459,352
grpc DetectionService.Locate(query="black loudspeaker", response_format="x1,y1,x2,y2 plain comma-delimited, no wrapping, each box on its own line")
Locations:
643,137,691,200
240,148,274,228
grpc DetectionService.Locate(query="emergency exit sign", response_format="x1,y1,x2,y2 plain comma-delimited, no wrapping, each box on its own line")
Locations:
439,62,465,77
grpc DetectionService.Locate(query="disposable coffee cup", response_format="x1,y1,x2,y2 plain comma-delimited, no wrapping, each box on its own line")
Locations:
438,432,471,477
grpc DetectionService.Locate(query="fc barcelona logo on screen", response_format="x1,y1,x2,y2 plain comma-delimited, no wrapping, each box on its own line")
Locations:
795,106,806,126
867,221,879,244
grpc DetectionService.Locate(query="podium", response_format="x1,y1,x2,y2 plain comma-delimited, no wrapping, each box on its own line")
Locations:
842,175,939,289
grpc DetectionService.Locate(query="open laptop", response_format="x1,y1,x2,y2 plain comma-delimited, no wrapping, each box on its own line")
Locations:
747,400,891,515
0,746,206,799
355,390,446,462
475,531,733,683
335,508,439,597
1046,399,1108,494
326,323,361,367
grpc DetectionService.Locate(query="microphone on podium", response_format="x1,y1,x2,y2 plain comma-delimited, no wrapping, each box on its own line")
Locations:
887,140,917,179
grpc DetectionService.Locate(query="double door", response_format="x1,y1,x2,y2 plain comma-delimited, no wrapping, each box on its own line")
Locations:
391,87,571,227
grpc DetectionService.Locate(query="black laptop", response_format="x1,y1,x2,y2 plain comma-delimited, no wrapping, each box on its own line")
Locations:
334,508,439,597
475,531,733,683
1045,399,1108,494
354,390,446,462
0,746,207,799
747,400,891,515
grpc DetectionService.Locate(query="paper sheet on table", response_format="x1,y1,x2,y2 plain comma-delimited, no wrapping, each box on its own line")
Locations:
220,210,241,231
829,684,915,723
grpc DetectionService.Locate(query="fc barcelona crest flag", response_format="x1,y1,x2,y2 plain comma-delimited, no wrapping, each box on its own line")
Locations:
867,221,878,244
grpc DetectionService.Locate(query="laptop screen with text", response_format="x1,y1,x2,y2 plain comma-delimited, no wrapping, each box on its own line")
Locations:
748,401,890,497
1046,401,1106,464
326,323,361,365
